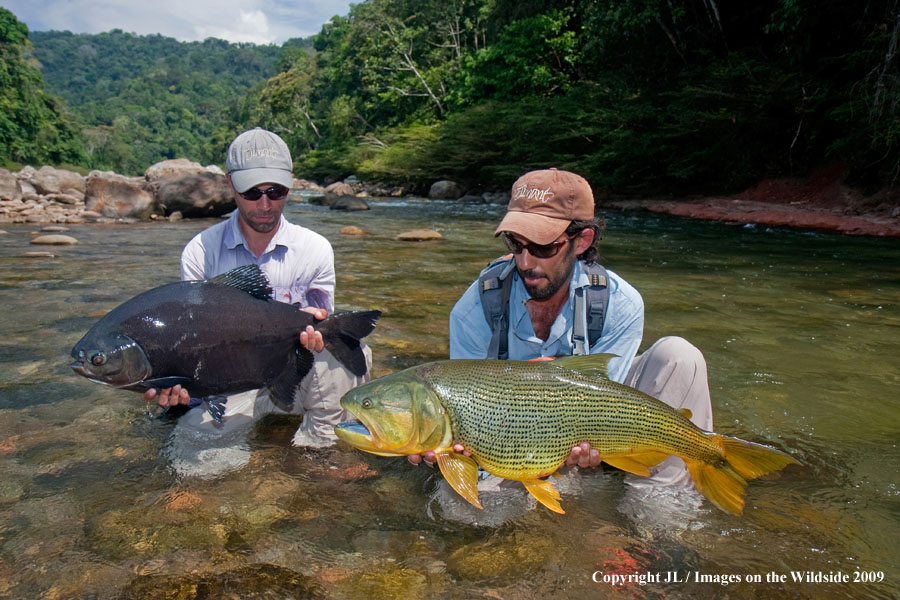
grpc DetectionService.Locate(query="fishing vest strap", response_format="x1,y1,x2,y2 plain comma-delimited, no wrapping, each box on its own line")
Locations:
478,257,609,359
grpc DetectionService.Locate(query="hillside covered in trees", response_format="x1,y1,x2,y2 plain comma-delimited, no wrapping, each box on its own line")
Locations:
2,1,899,196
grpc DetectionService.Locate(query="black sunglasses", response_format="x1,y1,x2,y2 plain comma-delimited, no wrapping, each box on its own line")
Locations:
240,185,289,201
502,232,575,259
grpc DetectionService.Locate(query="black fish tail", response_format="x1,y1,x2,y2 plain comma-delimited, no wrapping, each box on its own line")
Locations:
318,310,381,377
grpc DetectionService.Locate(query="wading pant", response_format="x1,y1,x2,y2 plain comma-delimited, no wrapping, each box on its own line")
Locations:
622,336,713,488
177,344,373,447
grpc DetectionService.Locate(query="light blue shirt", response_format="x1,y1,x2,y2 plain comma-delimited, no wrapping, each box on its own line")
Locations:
181,212,335,312
449,262,644,383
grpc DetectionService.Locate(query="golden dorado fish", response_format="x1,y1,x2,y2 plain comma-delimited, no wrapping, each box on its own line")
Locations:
334,355,798,515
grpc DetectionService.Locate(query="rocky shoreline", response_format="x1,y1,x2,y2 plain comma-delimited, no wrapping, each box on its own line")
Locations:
2,161,897,237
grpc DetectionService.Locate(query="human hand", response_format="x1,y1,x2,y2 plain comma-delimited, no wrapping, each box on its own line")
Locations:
565,441,602,469
299,307,326,352
407,443,469,467
143,385,191,409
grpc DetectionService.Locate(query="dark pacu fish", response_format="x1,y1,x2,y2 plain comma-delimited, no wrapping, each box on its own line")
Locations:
71,265,380,421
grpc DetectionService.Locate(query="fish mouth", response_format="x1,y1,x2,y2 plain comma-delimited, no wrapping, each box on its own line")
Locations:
334,420,401,456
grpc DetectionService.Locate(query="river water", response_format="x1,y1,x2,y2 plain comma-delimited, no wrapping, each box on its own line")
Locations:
0,198,897,599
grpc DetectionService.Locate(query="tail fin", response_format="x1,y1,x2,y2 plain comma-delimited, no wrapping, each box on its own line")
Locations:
686,435,799,515
318,310,381,376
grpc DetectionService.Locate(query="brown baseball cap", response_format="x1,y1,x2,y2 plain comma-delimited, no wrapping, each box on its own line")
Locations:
494,168,595,245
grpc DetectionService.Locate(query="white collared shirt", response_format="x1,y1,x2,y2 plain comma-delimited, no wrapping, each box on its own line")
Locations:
181,212,335,312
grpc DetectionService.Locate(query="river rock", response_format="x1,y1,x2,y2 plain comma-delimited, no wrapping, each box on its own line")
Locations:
428,180,464,200
324,181,355,196
483,191,510,204
340,226,367,235
84,171,161,219
396,229,442,241
155,172,234,218
30,166,86,196
0,170,22,202
31,234,78,245
41,225,70,232
329,196,370,211
144,158,208,182
293,179,324,191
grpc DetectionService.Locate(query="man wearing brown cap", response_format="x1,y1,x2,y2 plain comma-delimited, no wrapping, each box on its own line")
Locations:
413,168,712,493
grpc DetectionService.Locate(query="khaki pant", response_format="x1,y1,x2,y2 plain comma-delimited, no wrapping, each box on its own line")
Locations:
177,344,372,447
622,336,713,488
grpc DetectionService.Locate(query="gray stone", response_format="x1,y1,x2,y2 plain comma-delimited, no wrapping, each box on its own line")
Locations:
428,180,465,200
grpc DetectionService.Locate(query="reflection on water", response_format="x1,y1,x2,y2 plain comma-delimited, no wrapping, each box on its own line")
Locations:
0,200,898,599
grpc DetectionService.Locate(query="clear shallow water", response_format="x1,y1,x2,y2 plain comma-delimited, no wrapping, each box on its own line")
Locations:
0,200,897,599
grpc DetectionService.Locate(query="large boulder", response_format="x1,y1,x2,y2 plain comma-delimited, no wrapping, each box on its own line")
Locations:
324,182,355,196
85,171,161,219
30,166,86,196
428,180,465,200
329,196,370,211
156,172,235,218
145,158,209,182
0,170,22,202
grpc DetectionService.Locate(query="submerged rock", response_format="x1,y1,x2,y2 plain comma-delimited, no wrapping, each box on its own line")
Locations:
340,226,367,235
123,563,325,600
396,229,442,241
30,234,78,245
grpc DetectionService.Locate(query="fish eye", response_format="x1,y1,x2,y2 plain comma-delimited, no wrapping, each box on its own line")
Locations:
90,352,107,366
362,399,372,408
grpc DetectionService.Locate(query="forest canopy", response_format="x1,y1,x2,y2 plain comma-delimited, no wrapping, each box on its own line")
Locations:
2,1,898,195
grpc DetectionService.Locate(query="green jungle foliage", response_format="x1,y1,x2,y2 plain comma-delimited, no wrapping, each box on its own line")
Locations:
0,8,85,168
27,29,287,174
5,1,899,194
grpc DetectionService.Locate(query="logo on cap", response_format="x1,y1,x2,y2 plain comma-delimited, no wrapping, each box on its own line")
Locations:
513,183,555,203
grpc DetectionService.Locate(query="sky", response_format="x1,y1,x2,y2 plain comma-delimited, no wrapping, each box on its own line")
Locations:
1,0,356,44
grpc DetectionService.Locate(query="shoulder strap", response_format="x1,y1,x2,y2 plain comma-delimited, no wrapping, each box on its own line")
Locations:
478,255,516,359
572,263,609,355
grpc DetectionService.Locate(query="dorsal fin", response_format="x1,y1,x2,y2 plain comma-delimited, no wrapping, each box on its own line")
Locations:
208,265,272,301
551,353,619,380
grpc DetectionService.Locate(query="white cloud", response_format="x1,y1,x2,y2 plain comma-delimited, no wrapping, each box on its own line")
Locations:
1,0,355,43
195,10,276,44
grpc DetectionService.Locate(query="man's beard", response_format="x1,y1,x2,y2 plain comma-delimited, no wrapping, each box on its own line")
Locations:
518,246,576,299
239,206,280,233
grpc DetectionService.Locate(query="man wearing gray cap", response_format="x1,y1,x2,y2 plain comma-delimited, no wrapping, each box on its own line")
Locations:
145,128,372,474
412,168,712,497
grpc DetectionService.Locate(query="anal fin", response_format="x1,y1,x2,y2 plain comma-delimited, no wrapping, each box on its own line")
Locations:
522,479,564,514
603,451,670,477
267,346,315,411
436,451,482,509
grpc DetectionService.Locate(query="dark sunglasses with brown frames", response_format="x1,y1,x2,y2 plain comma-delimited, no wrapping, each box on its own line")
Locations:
501,232,576,259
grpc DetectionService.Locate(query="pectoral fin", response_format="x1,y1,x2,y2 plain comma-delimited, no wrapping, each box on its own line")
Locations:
602,451,670,477
142,376,193,388
436,451,482,509
522,479,565,514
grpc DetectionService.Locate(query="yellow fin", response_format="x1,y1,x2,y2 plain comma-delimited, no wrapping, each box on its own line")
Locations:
551,354,619,380
602,451,670,476
686,460,748,515
686,434,800,515
522,479,565,514
719,435,800,480
436,451,482,509
678,408,693,420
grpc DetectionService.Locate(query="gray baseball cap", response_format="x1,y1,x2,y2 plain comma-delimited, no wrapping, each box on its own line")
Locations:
225,127,293,193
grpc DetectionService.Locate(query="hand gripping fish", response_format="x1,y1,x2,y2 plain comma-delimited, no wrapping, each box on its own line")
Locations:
71,265,380,422
335,355,799,515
